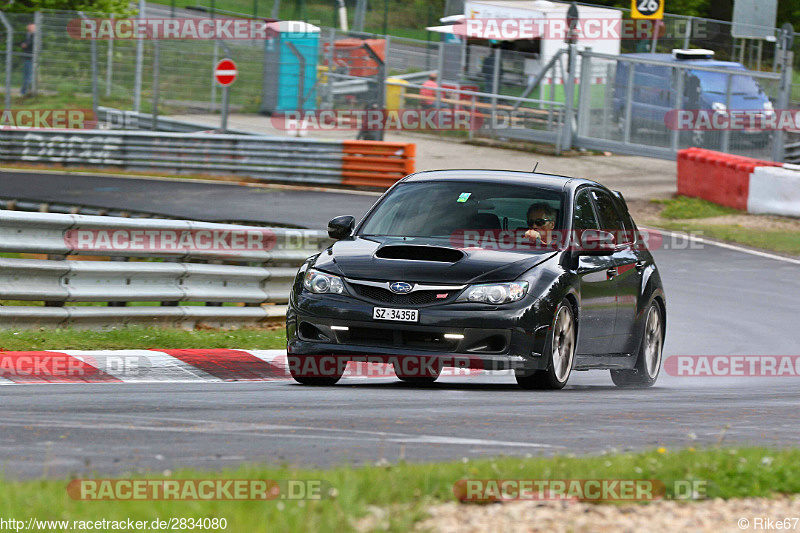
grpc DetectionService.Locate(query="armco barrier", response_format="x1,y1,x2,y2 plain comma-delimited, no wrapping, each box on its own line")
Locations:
341,140,416,188
677,148,782,211
0,130,414,189
0,211,331,329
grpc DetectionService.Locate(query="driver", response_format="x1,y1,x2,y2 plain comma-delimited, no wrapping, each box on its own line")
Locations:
523,203,557,246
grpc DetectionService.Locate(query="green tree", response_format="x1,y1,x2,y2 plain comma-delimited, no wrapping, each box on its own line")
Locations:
3,0,132,14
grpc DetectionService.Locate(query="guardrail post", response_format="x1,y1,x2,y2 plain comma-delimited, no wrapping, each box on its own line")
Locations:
0,12,13,110
576,47,592,139
622,59,635,144
670,66,685,153
491,47,501,137
79,12,100,118
435,41,443,110
682,16,693,49
211,40,219,112
772,51,793,162
106,13,114,97
134,0,145,112
151,39,160,130
561,43,577,150
33,11,42,95
720,72,732,153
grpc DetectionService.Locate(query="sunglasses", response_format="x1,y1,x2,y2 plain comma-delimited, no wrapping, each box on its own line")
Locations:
527,218,552,226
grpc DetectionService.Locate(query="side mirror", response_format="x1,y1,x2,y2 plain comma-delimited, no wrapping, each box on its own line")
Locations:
576,230,616,256
328,215,355,240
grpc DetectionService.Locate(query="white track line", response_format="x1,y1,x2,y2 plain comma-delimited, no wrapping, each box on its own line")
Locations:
642,226,800,266
2,413,560,449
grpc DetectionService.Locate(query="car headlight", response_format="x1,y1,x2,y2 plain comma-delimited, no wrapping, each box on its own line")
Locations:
303,269,345,294
711,102,727,113
457,282,528,304
763,100,774,110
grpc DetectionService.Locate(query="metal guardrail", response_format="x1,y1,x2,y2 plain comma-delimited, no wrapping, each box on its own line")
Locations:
785,140,800,164
0,129,345,184
0,129,416,188
0,211,330,329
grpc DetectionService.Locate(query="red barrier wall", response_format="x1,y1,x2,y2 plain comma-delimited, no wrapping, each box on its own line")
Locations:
677,148,781,211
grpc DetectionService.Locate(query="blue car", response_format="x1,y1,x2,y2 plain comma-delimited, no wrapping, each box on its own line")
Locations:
613,50,775,148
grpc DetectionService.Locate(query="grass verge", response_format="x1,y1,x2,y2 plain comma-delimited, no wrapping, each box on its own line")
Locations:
0,447,798,531
651,196,742,220
654,221,800,256
644,196,800,257
0,326,286,351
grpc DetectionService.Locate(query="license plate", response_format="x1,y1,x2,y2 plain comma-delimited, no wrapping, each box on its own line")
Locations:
373,307,419,322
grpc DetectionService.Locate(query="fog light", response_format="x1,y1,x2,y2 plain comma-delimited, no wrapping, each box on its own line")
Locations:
444,333,464,340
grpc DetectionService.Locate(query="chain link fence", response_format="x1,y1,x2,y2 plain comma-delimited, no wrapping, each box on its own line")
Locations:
0,7,797,161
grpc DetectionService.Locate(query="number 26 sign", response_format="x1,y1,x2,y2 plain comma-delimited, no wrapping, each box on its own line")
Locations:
632,0,664,19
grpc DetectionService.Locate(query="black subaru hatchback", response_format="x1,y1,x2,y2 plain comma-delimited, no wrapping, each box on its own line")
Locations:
286,170,666,389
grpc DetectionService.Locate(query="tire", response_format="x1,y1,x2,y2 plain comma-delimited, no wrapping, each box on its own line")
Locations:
516,299,576,390
610,301,664,388
393,359,442,385
288,355,343,386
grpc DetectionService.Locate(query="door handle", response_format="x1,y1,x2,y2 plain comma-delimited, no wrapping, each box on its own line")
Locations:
606,267,618,279
635,260,647,271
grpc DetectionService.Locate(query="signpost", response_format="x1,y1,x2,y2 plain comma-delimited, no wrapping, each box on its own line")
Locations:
632,0,664,53
631,0,664,20
214,58,238,132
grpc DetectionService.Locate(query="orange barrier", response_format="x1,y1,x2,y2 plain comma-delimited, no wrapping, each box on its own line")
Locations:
341,141,416,188
676,148,781,211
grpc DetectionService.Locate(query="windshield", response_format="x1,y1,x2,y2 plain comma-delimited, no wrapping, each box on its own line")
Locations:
358,180,565,239
690,68,763,96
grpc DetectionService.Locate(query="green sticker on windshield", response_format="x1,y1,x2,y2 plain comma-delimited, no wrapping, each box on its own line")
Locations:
457,192,471,203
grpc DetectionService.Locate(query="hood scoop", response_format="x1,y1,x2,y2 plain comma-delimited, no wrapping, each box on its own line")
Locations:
375,245,464,263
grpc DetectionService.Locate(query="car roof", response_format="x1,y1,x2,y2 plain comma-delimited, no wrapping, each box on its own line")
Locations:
400,169,601,193
620,53,745,69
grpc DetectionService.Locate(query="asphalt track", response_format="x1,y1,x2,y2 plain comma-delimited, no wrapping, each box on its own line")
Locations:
1,237,799,479
0,170,379,228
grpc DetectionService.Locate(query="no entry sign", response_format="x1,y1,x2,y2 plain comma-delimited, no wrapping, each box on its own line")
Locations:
214,58,238,86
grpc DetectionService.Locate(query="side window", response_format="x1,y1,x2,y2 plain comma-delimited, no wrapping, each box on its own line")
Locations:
592,191,633,244
592,191,628,235
573,191,599,231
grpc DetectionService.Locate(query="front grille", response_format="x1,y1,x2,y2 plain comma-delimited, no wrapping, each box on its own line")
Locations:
351,284,457,306
347,326,458,350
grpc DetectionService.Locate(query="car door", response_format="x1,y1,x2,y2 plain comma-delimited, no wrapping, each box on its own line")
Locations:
572,189,616,355
591,190,640,355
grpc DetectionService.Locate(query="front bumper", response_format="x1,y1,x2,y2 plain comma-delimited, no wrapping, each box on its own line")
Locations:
287,291,553,371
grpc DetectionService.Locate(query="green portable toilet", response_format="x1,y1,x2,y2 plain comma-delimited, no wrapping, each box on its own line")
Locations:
261,21,320,114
